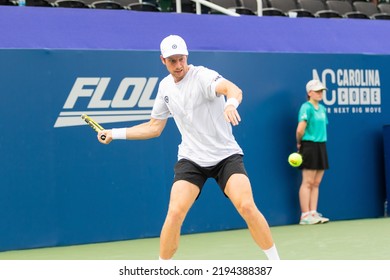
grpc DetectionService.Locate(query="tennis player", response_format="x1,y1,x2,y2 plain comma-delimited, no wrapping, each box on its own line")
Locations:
296,79,330,225
98,35,280,260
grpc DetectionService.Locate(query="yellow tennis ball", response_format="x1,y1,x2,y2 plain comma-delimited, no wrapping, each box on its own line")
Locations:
288,153,302,167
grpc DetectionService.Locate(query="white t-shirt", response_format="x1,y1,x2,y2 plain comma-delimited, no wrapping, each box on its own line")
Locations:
151,65,243,167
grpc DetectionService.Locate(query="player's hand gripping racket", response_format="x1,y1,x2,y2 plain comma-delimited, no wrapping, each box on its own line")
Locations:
81,114,106,140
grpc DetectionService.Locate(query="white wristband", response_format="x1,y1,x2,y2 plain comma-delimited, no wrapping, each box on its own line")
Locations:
112,128,127,140
224,98,239,109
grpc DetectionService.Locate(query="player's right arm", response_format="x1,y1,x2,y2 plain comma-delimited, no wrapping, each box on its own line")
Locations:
98,118,168,144
296,121,307,151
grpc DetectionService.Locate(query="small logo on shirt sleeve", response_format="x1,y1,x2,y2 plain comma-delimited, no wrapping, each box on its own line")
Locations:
214,75,222,82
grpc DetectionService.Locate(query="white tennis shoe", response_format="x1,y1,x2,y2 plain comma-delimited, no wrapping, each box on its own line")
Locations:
299,213,321,225
312,212,330,223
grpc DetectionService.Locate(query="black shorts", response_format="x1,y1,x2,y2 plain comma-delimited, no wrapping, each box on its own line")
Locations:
173,154,248,197
299,141,329,170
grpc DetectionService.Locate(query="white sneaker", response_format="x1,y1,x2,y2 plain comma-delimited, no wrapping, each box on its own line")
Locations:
312,212,330,223
299,213,321,225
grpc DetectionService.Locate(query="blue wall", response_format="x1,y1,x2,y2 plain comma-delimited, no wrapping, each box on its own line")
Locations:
0,7,389,251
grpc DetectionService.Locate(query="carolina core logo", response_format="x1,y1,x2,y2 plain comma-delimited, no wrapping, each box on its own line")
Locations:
54,77,158,128
312,69,382,114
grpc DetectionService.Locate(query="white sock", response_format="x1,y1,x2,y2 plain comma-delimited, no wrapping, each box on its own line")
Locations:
301,211,310,218
263,244,280,260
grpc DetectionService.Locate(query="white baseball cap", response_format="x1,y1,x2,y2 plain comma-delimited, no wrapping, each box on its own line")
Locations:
160,35,189,58
306,79,327,93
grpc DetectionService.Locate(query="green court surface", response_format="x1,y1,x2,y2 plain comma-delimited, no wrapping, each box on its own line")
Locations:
1,218,389,260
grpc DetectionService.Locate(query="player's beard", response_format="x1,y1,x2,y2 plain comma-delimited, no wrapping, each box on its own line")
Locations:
172,65,188,83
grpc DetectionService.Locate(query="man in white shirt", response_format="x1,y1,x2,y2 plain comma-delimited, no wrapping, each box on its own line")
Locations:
98,35,279,260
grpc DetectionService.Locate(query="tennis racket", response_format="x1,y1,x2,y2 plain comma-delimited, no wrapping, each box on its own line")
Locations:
81,114,106,140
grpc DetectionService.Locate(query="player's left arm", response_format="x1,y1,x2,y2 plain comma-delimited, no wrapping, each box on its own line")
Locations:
215,79,243,126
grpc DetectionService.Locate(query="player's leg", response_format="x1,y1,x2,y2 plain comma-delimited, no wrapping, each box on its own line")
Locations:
224,174,277,256
308,170,325,211
309,170,329,223
299,169,323,224
299,169,317,213
159,180,200,260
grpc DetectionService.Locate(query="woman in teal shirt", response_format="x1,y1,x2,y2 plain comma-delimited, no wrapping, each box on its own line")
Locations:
296,79,330,225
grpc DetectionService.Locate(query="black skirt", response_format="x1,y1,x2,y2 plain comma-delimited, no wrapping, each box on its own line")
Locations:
299,141,329,170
